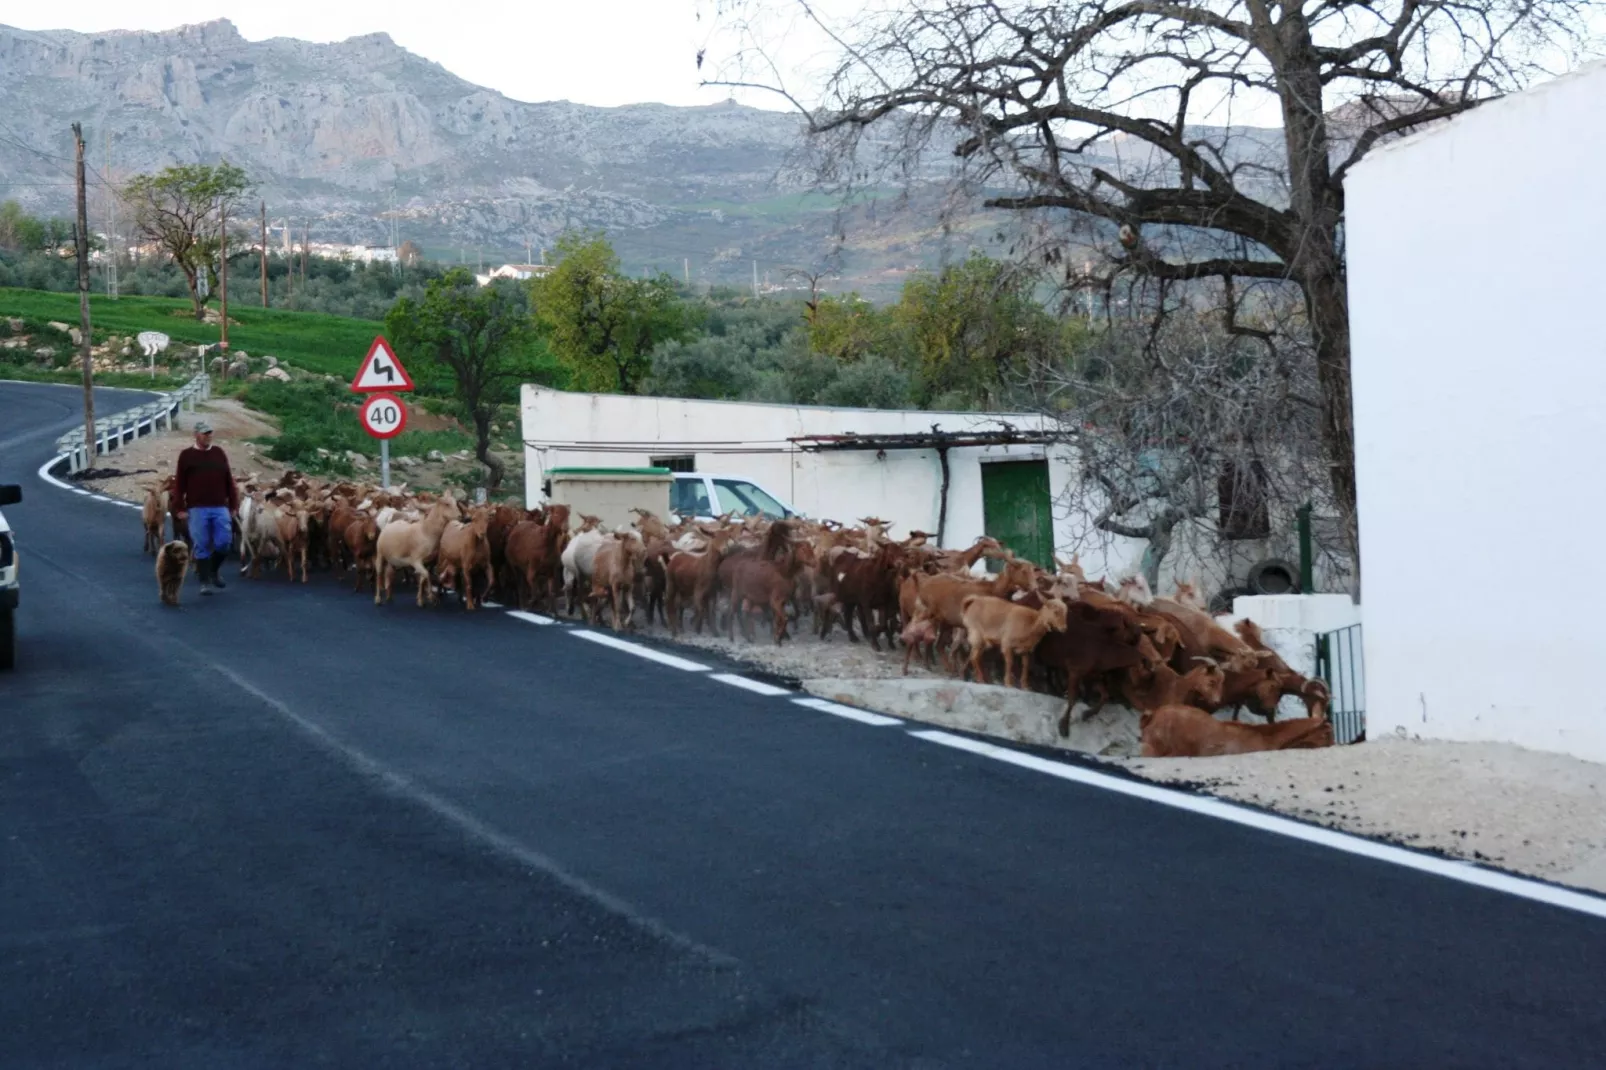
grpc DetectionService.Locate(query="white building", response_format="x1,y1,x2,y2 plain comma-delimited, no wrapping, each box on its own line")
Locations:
1347,61,1606,762
478,263,552,286
521,387,1331,597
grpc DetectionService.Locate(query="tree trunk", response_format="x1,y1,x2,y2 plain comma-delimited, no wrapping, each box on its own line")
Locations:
1273,20,1360,566
184,266,205,321
473,411,505,492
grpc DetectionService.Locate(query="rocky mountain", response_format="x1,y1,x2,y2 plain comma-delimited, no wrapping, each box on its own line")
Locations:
0,19,969,295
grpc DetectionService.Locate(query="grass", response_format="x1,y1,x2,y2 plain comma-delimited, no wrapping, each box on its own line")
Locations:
231,377,476,473
0,288,382,378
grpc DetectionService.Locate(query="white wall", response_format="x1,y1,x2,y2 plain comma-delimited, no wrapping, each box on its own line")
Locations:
1347,60,1606,762
521,387,1153,579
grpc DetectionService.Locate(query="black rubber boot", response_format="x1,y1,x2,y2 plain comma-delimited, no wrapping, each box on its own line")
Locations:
209,552,227,590
198,557,214,595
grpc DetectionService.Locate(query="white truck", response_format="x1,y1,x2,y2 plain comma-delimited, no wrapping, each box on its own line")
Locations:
0,483,20,670
667,473,797,522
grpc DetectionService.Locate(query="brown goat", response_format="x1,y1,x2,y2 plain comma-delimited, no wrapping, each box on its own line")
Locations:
665,527,731,636
913,558,1037,669
722,524,815,644
590,532,647,630
960,594,1069,688
343,515,380,594
437,510,495,611
1140,706,1334,757
142,484,167,554
505,509,568,613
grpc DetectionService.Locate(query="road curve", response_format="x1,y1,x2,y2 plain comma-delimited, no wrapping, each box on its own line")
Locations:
2,380,1604,1067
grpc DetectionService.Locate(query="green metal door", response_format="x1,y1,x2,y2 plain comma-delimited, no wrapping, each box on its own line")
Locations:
981,460,1053,569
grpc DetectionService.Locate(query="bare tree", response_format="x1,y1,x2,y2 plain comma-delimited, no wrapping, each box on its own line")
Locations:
706,0,1595,555
1037,293,1335,593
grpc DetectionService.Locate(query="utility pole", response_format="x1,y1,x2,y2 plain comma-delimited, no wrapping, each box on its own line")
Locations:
301,221,308,288
752,260,759,298
218,195,229,352
72,123,95,467
260,201,268,307
104,129,118,300
683,257,690,286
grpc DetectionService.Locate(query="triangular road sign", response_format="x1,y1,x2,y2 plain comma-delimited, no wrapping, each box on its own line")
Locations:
350,335,415,393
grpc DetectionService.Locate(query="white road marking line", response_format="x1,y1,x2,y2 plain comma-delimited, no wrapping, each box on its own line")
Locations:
793,697,902,726
710,673,792,697
909,729,1606,922
483,600,503,609
506,610,555,625
571,630,711,672
36,454,82,494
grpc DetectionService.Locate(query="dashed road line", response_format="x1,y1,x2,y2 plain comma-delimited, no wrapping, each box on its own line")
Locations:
709,673,792,697
506,610,556,626
792,697,902,727
571,629,711,672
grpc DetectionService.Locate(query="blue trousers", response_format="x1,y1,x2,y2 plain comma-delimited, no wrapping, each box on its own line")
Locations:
189,506,232,561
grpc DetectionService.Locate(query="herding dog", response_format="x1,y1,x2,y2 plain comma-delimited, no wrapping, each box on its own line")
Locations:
156,540,191,606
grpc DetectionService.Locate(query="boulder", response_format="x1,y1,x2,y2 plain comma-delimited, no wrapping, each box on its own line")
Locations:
394,455,422,469
344,450,370,470
426,449,445,463
68,327,82,346
315,448,331,459
209,356,228,374
6,317,23,331
34,347,55,359
227,360,250,380
262,366,292,382
46,321,71,334
263,355,278,369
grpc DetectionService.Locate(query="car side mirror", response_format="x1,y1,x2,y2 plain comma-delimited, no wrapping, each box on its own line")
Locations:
0,485,20,507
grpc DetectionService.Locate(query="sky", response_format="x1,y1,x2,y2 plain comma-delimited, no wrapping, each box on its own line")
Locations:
4,1,851,109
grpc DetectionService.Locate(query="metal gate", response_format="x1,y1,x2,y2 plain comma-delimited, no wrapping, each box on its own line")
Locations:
1314,624,1366,744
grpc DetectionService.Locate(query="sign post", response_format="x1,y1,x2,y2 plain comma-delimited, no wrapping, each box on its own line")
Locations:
350,336,414,490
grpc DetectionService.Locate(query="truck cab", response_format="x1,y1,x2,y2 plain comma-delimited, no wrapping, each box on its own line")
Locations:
668,473,797,523
0,484,21,671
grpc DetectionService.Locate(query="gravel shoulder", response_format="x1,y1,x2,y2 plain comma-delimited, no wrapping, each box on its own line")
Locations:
77,398,287,501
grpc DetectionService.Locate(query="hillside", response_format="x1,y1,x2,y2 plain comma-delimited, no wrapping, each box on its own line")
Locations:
0,288,378,377
0,19,984,297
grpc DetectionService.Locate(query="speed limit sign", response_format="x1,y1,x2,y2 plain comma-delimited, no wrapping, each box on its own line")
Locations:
359,393,407,439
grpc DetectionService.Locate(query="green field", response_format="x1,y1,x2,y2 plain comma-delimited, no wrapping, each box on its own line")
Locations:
0,288,382,378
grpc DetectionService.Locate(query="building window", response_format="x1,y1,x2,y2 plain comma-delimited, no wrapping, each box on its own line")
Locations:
1219,460,1271,540
651,455,696,472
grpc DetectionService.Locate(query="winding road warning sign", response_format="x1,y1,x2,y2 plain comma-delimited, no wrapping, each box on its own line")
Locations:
350,336,415,393
359,393,408,439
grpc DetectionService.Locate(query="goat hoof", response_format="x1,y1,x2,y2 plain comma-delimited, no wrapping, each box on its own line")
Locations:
1057,712,1072,737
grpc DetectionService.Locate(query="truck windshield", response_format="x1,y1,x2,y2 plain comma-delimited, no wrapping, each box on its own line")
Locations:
713,480,789,519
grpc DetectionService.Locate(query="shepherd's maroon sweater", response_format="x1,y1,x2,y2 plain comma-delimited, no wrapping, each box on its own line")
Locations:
173,445,239,513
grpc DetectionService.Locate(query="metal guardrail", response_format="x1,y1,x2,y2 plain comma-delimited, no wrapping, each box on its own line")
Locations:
54,372,212,474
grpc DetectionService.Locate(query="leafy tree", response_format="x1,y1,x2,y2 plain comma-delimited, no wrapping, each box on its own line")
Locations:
123,163,253,320
532,232,694,393
805,293,893,363
893,254,1066,408
0,201,48,252
385,269,536,491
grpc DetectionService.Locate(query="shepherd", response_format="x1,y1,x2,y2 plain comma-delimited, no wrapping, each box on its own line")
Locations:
171,419,240,596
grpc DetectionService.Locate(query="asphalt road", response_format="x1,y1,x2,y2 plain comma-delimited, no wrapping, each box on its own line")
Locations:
3,380,1605,1068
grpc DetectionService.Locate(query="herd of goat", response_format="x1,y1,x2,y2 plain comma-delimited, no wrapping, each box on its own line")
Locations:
141,471,1336,757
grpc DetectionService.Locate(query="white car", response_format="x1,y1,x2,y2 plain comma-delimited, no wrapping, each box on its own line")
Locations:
669,473,797,522
0,483,20,670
